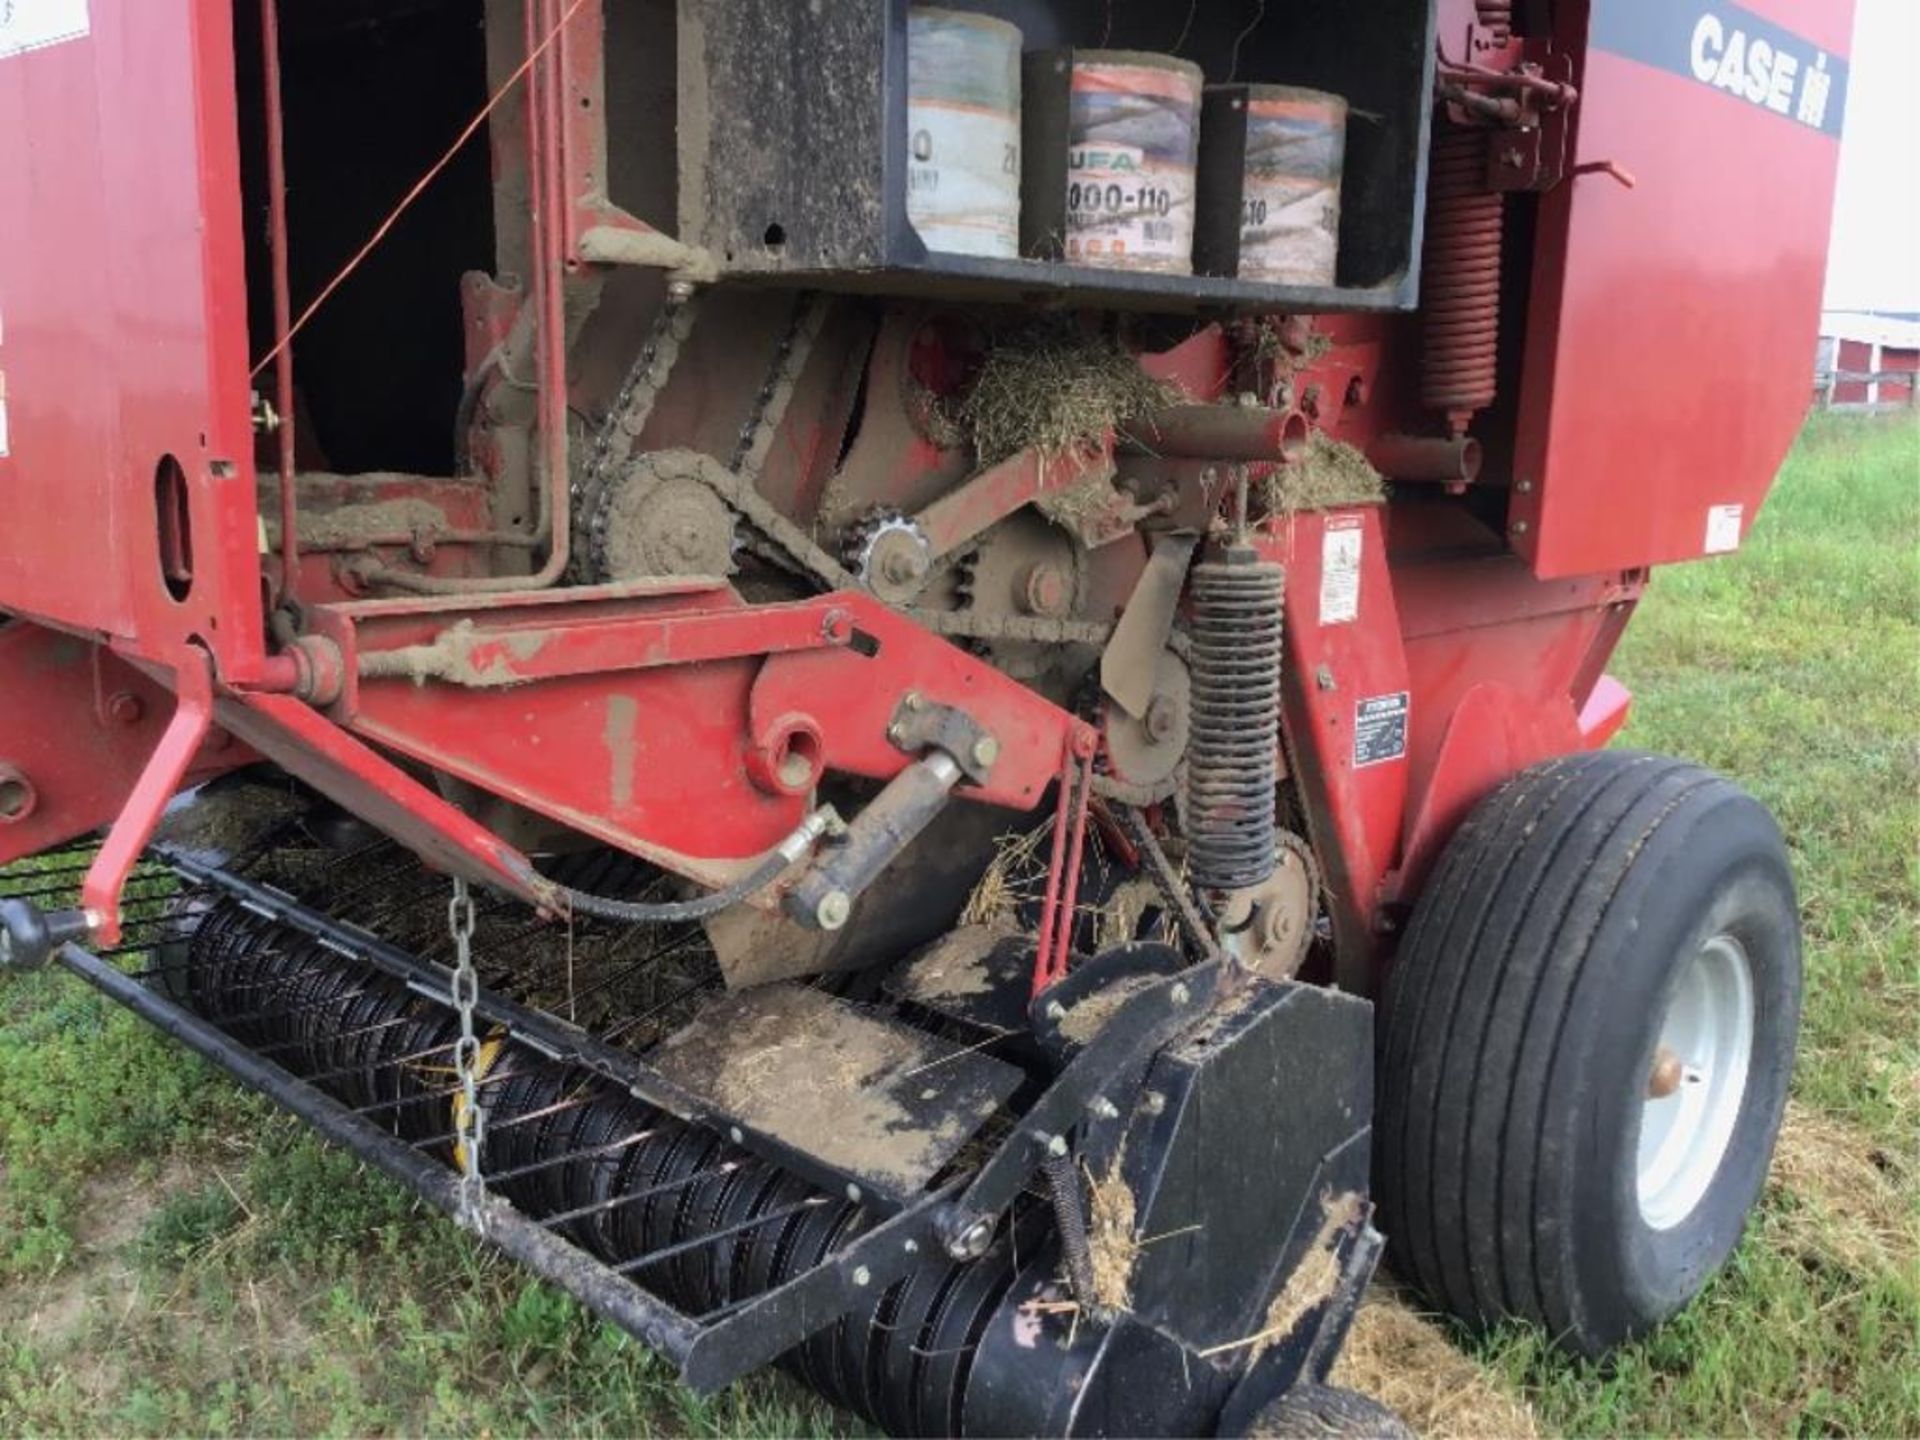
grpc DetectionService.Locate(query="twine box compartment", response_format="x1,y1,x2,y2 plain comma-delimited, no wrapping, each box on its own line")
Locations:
676,0,1436,314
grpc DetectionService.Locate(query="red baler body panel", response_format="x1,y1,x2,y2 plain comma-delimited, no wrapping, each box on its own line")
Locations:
0,0,1854,976
0,0,263,676
1516,0,1851,575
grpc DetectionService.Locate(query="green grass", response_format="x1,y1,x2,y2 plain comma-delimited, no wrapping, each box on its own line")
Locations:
0,413,1913,1436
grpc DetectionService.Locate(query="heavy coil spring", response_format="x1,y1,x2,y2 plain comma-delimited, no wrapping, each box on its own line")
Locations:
1419,122,1504,431
1186,549,1285,893
170,899,1037,1438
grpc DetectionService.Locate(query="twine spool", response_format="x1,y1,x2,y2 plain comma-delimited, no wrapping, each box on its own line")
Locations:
1062,50,1203,275
907,7,1024,259
1232,85,1347,286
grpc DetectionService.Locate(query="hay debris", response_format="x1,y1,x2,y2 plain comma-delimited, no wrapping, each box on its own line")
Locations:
1331,1283,1542,1440
1085,1146,1139,1315
1057,973,1161,1047
1267,433,1386,513
1200,1189,1367,1363
1094,875,1176,952
960,826,1051,927
914,388,968,451
960,329,1178,464
1764,1100,1916,1275
155,782,305,861
1250,320,1333,374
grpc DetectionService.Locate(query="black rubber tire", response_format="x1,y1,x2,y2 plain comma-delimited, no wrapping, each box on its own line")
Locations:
1244,1383,1414,1439
1375,751,1801,1357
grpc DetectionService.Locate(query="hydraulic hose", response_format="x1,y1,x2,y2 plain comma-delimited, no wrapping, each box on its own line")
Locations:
553,807,843,925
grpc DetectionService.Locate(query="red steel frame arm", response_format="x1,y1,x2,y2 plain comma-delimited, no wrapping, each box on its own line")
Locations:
81,655,217,945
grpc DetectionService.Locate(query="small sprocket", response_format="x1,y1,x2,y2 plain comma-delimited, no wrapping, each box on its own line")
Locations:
844,509,936,605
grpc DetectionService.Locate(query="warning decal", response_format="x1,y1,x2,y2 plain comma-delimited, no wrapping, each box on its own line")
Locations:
0,0,90,61
1319,515,1364,626
1704,503,1744,554
1354,692,1410,768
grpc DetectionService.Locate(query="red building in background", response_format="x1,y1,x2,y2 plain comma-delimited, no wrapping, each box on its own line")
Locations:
1817,311,1920,407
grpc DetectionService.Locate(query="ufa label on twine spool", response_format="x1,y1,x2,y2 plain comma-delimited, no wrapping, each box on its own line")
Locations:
1230,85,1348,286
907,7,1024,259
1061,51,1203,275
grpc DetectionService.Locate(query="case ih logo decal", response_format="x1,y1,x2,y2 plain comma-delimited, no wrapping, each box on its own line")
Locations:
0,0,90,62
1594,0,1848,137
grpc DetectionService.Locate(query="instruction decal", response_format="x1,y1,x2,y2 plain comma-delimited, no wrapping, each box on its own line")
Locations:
1319,515,1364,626
1354,692,1410,769
1703,503,1743,554
0,0,90,61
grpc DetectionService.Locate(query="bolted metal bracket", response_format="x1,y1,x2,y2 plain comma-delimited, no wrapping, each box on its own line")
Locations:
885,692,999,785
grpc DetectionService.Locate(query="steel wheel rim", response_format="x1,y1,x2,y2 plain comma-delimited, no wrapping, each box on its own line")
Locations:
1636,932,1756,1231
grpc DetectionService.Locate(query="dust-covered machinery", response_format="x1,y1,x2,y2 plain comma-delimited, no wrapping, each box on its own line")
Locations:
0,0,1851,1432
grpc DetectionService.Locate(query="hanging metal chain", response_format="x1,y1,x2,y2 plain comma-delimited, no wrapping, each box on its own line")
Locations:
448,876,489,1233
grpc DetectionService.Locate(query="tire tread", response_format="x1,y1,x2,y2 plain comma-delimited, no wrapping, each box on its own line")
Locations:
1375,751,1757,1352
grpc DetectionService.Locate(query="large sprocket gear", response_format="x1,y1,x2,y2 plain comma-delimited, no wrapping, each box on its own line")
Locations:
583,449,738,583
1217,830,1321,980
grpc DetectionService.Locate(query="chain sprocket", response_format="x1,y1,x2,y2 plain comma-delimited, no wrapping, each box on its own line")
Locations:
583,450,739,583
1217,830,1322,980
844,509,935,604
569,294,1121,657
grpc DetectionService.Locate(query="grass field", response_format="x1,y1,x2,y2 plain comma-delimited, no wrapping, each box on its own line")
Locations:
1,413,1914,1437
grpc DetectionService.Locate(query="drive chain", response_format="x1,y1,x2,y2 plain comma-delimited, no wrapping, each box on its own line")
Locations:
575,292,1121,652
572,294,703,580
1118,805,1220,963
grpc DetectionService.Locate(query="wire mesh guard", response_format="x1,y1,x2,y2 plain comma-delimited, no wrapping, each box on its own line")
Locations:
2,833,1050,1427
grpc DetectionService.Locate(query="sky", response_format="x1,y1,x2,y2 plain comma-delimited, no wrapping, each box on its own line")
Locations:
1824,0,1920,312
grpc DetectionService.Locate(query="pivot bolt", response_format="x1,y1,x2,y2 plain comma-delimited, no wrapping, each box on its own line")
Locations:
947,1217,995,1261
815,891,853,931
882,548,929,585
1144,695,1180,743
1021,563,1071,618
852,1266,871,1287
971,735,1000,770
